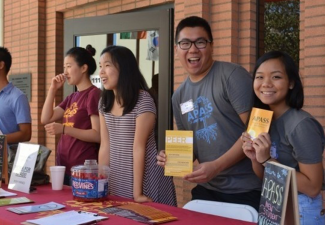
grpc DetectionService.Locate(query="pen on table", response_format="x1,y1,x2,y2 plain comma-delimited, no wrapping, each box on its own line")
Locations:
78,210,98,216
80,222,98,225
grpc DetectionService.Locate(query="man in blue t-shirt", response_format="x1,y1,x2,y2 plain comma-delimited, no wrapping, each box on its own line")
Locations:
0,47,31,169
157,16,261,210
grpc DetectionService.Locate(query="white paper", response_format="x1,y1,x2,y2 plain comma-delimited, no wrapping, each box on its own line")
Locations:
0,188,17,197
8,143,40,193
0,129,3,135
26,210,108,225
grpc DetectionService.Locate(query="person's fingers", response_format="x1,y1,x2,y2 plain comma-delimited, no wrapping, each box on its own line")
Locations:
54,74,66,83
156,155,166,167
242,141,254,151
253,137,264,147
156,154,164,161
241,134,253,144
184,172,207,183
157,161,165,166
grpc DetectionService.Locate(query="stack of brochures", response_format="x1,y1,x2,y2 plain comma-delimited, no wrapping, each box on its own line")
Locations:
101,203,177,224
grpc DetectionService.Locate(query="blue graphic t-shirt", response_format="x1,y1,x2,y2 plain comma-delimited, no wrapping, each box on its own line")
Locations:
172,61,261,193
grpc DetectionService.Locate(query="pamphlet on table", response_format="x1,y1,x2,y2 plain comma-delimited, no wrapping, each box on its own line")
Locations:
0,197,33,206
25,210,108,225
0,188,17,197
7,201,65,214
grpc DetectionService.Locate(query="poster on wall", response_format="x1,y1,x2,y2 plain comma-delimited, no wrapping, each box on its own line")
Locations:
146,31,159,61
9,74,31,102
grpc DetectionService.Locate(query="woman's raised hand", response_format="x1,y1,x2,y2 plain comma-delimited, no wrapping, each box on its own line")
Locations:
50,73,66,91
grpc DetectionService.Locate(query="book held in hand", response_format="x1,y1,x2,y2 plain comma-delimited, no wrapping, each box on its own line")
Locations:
247,107,273,139
165,130,193,177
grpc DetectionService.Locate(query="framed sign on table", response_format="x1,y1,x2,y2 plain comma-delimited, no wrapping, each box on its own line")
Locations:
258,161,300,225
8,143,40,193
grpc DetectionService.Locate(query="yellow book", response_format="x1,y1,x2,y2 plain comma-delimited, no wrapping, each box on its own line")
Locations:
165,130,193,177
246,107,273,139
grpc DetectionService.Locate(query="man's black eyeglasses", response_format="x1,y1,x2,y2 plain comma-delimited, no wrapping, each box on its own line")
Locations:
177,39,211,50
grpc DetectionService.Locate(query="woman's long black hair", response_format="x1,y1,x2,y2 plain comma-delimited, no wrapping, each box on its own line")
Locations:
100,45,149,115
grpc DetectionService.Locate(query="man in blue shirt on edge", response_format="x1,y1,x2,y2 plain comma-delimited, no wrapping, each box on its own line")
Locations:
0,47,31,172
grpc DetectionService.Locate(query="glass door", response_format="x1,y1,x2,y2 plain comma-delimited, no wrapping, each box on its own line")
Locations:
64,9,174,150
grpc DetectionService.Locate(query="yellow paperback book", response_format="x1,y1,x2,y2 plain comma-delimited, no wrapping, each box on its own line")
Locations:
247,107,273,139
165,130,193,177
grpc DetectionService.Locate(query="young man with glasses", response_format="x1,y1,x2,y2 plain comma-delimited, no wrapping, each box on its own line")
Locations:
157,16,261,210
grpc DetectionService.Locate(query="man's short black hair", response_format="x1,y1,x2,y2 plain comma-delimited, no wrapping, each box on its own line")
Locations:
0,47,12,74
175,16,213,44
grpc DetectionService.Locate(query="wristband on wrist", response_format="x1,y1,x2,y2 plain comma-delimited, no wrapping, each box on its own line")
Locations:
260,156,271,164
62,125,65,134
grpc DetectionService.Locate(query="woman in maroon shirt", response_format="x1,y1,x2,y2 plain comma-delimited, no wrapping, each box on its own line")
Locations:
41,45,101,185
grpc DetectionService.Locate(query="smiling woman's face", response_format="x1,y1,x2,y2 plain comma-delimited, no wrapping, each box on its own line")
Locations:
99,52,119,92
254,58,293,111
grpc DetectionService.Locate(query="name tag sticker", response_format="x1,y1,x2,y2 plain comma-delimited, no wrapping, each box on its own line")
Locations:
180,99,194,115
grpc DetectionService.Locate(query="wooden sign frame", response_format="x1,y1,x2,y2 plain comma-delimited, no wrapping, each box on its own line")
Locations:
0,135,9,187
258,161,300,225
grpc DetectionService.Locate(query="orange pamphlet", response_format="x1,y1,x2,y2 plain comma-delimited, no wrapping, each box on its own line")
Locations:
165,130,193,177
246,107,273,139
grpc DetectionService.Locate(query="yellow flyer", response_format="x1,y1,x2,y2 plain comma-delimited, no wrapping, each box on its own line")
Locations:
247,107,273,139
165,130,193,177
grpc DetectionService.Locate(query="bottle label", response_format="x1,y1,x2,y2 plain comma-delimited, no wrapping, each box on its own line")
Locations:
71,177,108,199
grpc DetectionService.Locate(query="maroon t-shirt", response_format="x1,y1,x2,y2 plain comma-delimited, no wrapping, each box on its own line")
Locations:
57,85,101,175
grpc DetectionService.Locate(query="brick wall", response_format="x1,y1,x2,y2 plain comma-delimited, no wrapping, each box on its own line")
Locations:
3,0,325,208
4,0,46,149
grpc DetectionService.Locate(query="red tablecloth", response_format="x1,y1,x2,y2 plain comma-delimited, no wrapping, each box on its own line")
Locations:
0,184,255,225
